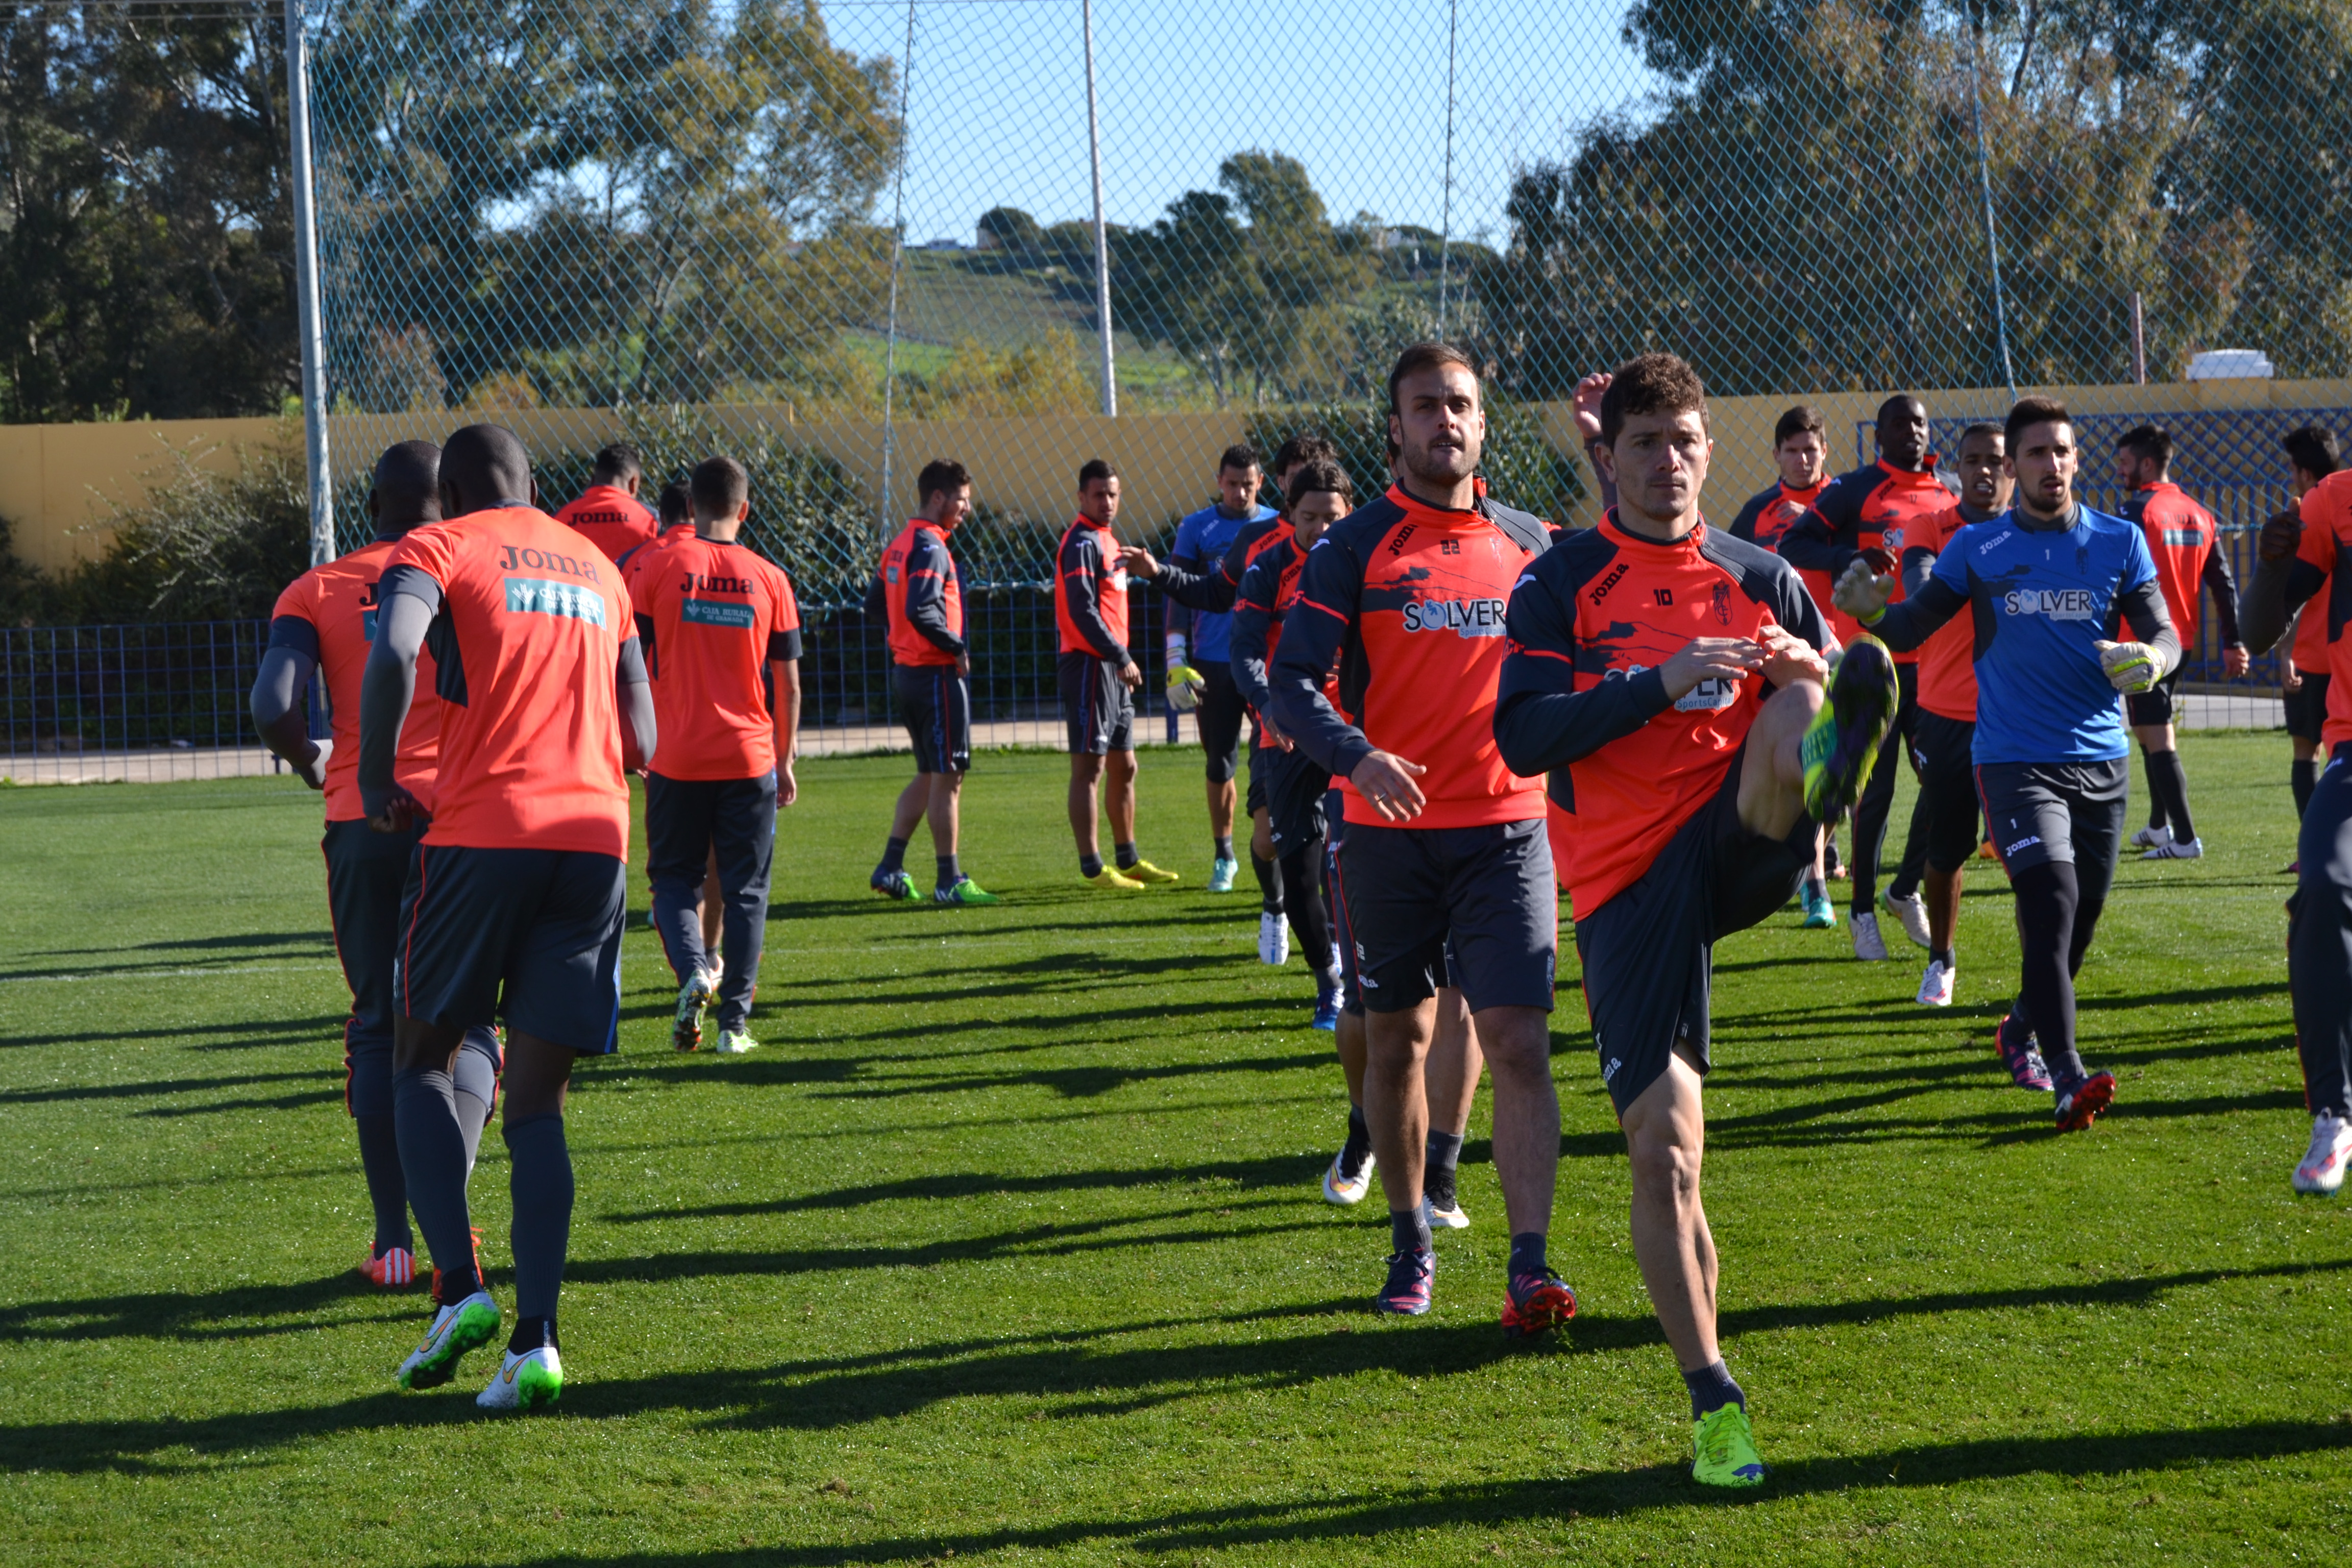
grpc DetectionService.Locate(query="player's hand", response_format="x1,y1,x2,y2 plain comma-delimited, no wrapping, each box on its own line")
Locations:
1119,546,1161,579
1572,372,1612,445
363,785,422,836
1755,623,1828,689
2094,639,2163,694
955,651,970,678
1258,708,1293,752
1164,664,1205,711
1857,546,1897,577
776,760,798,808
293,737,331,792
1658,636,1762,702
2285,658,2304,694
1351,751,1427,821
2259,509,2304,562
1831,557,1895,623
2223,643,2250,680
1117,660,1142,690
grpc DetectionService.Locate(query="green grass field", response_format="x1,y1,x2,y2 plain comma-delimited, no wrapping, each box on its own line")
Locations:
1,734,2343,1565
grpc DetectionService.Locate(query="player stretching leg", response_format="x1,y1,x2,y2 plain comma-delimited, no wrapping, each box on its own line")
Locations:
867,460,997,905
1058,461,1177,889
361,424,656,1409
1836,397,2178,1132
632,457,803,1056
1272,344,1563,1323
252,441,501,1290
1231,459,1355,1017
1898,425,2013,1014
1499,352,1886,1488
2116,425,2246,860
1728,404,1838,927
2238,442,2352,1193
1779,396,1955,961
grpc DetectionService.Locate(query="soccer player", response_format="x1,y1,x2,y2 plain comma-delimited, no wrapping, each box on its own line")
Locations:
1058,459,1176,889
1899,424,2012,1012
624,479,721,959
1779,395,1957,960
359,423,656,1411
1166,445,1280,892
1231,457,1354,1020
1835,396,2178,1132
866,459,996,906
2238,433,2352,1192
555,442,658,565
2277,427,2340,872
1729,404,1837,926
1497,351,1890,1489
1269,342,1567,1328
2115,425,2247,861
632,456,803,1056
250,441,500,1291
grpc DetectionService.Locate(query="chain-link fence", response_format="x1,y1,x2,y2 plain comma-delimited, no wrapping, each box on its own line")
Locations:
299,0,2352,729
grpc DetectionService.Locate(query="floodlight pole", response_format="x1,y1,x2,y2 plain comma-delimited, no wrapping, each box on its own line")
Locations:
1083,0,1116,418
1965,7,2018,400
878,0,917,538
1434,0,1458,338
285,0,333,565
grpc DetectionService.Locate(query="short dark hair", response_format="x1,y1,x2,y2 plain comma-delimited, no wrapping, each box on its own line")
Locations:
1217,444,1261,476
917,458,970,504
2284,425,2340,480
592,442,643,483
1773,405,1825,448
1271,432,1338,476
656,480,692,529
1957,421,2005,452
1286,457,1354,507
690,456,749,520
1598,353,1708,447
2116,423,2173,469
1386,341,1478,415
2004,395,2071,453
1077,458,1118,489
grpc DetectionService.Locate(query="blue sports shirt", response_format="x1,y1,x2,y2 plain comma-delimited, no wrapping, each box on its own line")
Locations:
1170,501,1278,663
1892,504,2162,764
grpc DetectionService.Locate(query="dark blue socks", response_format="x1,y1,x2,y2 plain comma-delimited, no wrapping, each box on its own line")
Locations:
393,1065,478,1298
1684,1359,1745,1418
1391,1206,1432,1256
503,1113,574,1324
1509,1231,1548,1280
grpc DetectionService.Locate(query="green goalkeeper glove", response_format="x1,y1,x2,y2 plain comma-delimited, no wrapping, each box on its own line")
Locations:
2094,640,2162,695
1165,664,1206,712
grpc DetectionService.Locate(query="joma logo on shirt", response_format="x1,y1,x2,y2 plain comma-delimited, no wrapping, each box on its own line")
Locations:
504,577,608,625
2002,587,2096,620
682,572,753,595
497,544,602,582
1401,598,1507,636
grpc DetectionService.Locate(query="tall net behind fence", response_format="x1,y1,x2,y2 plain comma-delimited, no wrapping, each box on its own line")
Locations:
304,0,2352,737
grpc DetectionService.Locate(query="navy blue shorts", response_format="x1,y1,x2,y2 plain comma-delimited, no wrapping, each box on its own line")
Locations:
396,845,627,1055
896,665,972,775
1259,744,1331,856
1336,816,1555,1016
1575,743,1806,1117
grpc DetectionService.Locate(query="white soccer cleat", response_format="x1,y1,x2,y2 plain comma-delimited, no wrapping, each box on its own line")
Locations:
2128,823,2171,850
1322,1148,1375,1205
1849,911,1888,961
1258,911,1290,966
476,1345,564,1410
2293,1114,2352,1195
1916,957,1955,1007
713,1028,759,1055
2141,837,2203,861
1883,891,1931,949
1421,1193,1471,1230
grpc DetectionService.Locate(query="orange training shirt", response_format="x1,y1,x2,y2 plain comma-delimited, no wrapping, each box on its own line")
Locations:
630,534,802,780
555,483,658,566
2295,472,2352,746
270,538,446,822
1913,505,1977,723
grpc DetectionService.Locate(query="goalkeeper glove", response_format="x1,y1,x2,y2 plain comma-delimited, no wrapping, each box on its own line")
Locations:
2095,639,2162,695
1165,664,1206,713
1830,558,1894,625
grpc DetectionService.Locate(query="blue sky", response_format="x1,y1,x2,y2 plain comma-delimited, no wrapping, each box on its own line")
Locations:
817,0,1661,245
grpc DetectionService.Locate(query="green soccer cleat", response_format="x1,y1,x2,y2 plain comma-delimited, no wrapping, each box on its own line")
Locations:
672,969,715,1052
934,875,1001,906
476,1345,562,1411
1800,635,1897,824
1691,1401,1766,1487
1123,859,1181,886
396,1290,500,1390
713,1028,760,1055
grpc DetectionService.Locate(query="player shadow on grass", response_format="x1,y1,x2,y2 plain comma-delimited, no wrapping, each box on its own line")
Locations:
17,930,335,961
0,1067,333,1112
0,1013,347,1051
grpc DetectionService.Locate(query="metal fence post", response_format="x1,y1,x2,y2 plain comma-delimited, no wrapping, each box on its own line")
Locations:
1084,0,1117,419
285,0,334,566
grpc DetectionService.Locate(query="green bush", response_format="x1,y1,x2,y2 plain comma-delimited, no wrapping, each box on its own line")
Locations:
1244,394,1587,522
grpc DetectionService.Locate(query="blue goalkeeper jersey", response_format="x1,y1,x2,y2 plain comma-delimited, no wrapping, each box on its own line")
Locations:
1171,501,1277,663
1925,504,2159,765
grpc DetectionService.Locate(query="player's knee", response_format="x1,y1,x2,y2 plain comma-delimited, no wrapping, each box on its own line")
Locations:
1627,1124,1702,1203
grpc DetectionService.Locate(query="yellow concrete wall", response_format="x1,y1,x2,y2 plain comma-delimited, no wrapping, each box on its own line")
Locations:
9,374,2346,572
